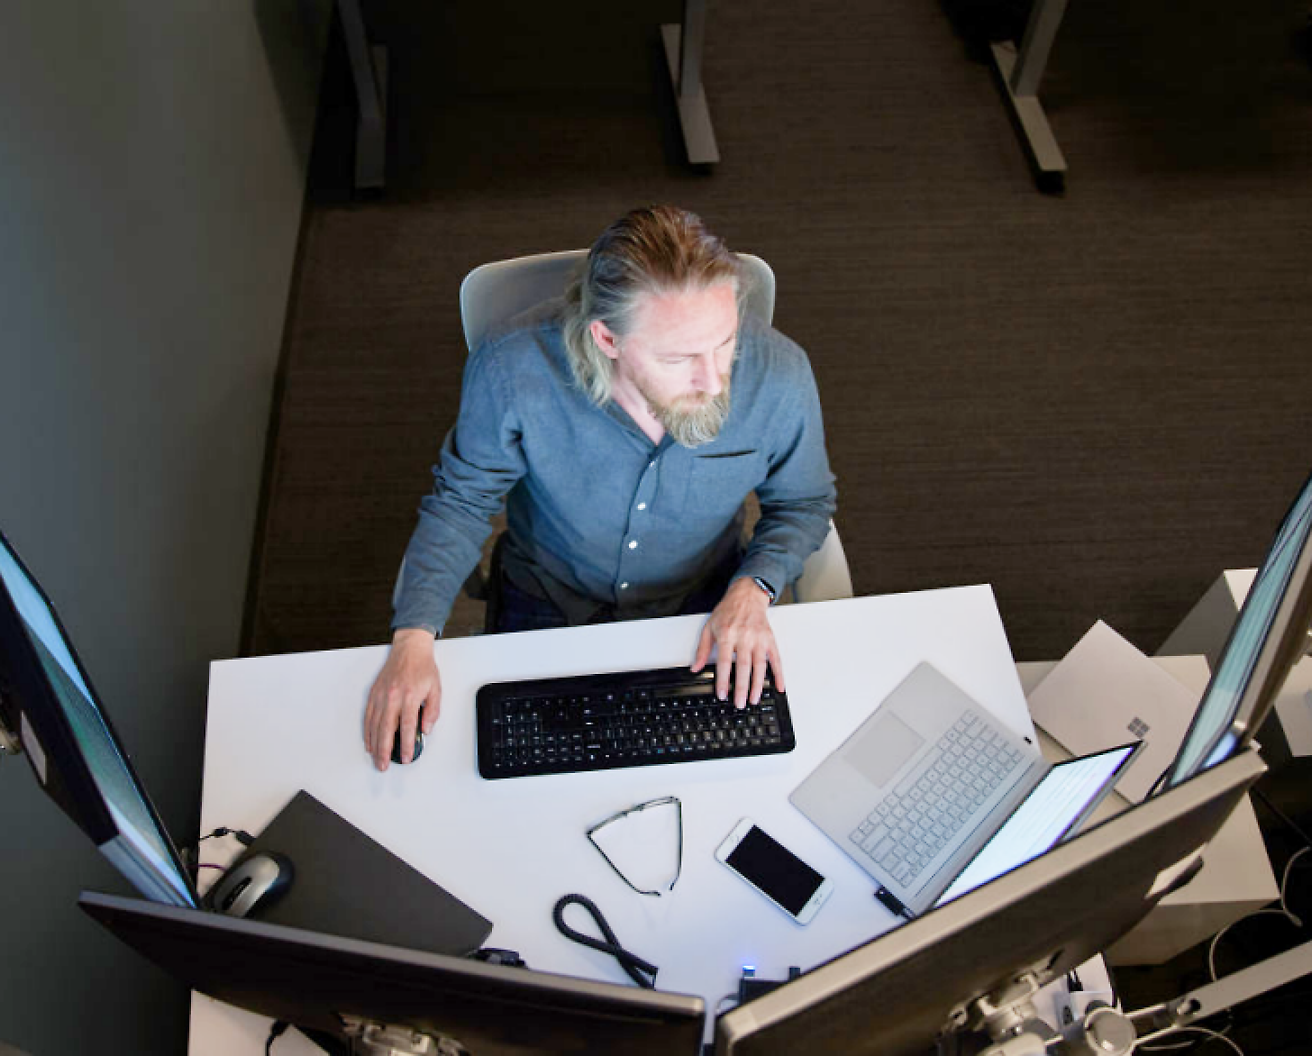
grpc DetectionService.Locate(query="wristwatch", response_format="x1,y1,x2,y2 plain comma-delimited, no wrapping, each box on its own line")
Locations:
751,576,777,604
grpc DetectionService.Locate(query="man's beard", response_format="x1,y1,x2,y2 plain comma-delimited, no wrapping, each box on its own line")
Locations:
645,377,732,448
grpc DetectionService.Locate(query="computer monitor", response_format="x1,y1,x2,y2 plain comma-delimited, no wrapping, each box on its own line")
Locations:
3,522,704,1053
0,529,199,908
79,891,707,1056
715,748,1265,1055
1163,469,1312,788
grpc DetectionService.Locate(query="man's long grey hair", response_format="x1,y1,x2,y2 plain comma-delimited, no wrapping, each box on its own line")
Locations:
562,206,745,406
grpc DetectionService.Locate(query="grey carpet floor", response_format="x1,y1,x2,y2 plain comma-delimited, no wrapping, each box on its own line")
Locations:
245,0,1312,662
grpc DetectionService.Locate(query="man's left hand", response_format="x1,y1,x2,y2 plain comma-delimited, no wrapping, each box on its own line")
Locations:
692,577,786,708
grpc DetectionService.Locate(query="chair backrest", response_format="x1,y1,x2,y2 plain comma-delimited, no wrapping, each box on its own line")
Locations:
458,250,777,353
789,520,854,604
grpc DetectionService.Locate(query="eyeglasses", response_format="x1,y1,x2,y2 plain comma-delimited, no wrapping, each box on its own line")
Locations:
586,796,683,897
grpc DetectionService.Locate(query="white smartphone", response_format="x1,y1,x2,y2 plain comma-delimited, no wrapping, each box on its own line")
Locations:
715,818,834,925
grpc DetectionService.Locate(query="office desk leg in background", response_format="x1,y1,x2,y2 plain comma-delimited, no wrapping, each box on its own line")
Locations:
991,0,1069,192
338,0,388,190
661,0,721,167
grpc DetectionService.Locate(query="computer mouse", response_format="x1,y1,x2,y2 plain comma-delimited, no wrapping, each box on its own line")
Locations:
391,705,425,764
204,851,295,918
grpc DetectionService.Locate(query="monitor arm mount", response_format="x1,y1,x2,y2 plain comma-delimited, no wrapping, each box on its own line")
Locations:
952,938,1312,1056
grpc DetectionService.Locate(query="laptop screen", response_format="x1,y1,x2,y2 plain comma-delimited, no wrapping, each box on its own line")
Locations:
934,742,1139,908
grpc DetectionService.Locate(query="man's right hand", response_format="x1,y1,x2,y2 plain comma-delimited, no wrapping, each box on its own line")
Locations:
364,628,441,771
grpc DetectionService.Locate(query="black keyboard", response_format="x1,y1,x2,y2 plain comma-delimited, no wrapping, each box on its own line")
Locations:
476,666,795,779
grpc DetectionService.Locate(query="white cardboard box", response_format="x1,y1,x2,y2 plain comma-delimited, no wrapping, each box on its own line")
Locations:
1017,655,1278,966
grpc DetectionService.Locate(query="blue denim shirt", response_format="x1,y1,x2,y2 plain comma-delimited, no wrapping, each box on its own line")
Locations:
392,299,836,635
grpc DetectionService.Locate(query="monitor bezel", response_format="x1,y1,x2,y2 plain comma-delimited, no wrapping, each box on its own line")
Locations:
0,528,199,904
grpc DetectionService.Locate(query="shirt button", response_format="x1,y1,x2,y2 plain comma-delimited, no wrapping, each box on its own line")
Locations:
620,582,630,590
648,460,657,470
628,540,638,550
636,502,647,511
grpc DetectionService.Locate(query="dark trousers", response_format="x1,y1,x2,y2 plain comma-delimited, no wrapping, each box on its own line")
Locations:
491,553,737,635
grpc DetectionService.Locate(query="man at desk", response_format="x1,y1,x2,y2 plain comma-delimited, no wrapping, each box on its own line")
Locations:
365,206,836,770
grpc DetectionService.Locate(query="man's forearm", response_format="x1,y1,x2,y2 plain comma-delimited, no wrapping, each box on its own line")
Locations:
390,500,498,635
736,494,837,595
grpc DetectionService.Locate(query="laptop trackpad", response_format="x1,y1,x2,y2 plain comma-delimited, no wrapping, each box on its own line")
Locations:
842,711,924,787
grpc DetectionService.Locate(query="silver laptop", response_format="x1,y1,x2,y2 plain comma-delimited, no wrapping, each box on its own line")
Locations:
791,662,1140,917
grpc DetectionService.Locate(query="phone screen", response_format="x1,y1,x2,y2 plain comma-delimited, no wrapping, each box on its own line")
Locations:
725,825,826,915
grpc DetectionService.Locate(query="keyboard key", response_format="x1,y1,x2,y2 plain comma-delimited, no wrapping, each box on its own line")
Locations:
854,709,1021,881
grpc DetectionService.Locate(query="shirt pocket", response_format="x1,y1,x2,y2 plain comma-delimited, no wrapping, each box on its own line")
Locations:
681,450,768,532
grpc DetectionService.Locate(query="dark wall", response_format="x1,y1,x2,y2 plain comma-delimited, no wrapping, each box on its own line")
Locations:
0,2,330,1051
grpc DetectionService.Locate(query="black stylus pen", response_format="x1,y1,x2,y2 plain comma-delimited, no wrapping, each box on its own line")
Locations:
875,886,915,921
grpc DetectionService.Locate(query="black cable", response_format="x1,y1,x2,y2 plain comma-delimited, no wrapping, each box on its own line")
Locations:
552,893,658,988
265,1020,289,1054
199,826,256,846
187,827,257,883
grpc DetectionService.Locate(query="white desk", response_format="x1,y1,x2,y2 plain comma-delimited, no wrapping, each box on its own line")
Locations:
190,586,1030,1052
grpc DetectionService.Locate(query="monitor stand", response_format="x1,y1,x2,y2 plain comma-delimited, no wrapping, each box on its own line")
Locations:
950,939,1312,1056
339,1018,467,1056
288,1018,468,1056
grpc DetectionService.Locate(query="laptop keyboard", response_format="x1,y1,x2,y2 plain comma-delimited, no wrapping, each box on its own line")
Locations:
849,712,1022,885
476,666,795,779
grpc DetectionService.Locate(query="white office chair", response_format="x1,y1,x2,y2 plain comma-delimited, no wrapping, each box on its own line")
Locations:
789,521,853,604
442,250,851,626
458,249,776,352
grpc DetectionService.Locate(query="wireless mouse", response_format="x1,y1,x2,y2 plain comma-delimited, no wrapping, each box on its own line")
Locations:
391,705,425,764
204,851,295,918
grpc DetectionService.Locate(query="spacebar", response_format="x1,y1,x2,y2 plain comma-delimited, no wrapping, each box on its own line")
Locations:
489,737,787,778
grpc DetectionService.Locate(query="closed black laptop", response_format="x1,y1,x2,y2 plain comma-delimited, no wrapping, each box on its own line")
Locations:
234,790,492,956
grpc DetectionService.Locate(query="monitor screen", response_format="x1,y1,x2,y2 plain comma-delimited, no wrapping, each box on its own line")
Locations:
0,530,197,907
1164,471,1312,789
79,891,707,1056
